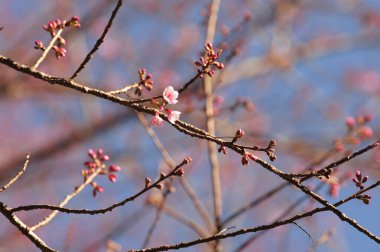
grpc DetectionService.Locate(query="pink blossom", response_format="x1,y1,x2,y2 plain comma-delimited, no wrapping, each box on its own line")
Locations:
166,109,181,124
150,112,163,127
163,86,179,104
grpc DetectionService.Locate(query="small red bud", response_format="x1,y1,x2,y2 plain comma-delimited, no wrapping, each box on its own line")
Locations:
109,164,121,172
88,149,96,159
108,174,117,183
362,176,368,183
241,156,249,166
175,168,185,177
184,157,192,164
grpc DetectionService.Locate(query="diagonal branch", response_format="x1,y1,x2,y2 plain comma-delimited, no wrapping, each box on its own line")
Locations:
10,159,189,215
127,181,380,252
70,0,124,79
0,154,30,193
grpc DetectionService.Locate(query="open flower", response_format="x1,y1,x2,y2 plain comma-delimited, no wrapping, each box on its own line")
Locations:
163,86,179,104
166,109,181,124
150,112,163,127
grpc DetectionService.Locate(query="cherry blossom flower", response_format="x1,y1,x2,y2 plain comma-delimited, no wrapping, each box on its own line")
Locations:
166,109,181,124
163,86,179,104
150,112,163,127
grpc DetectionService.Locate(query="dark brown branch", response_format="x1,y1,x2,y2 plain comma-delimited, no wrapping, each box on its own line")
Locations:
0,202,56,252
223,140,380,226
127,181,380,252
10,159,189,214
70,0,124,79
293,140,380,181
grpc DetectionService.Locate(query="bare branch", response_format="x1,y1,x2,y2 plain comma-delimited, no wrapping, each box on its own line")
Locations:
70,0,124,79
0,202,56,252
10,159,189,215
0,154,30,193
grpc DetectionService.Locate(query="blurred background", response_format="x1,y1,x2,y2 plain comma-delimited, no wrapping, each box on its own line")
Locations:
1,0,380,251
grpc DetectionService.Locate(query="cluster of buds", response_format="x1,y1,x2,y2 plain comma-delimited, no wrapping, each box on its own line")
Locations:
35,16,81,59
144,157,190,190
150,86,181,127
194,43,224,77
241,151,257,166
317,168,333,180
42,16,80,36
356,194,372,205
135,68,154,96
82,148,122,197
352,170,368,190
352,171,372,204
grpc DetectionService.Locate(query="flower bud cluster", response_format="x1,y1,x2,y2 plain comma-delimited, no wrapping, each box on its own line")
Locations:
135,68,154,96
35,16,81,59
352,170,372,205
194,43,224,77
352,170,368,190
82,148,122,197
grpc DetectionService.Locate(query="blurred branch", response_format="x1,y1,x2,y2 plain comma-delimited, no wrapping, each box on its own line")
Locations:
29,162,103,231
136,112,214,232
0,154,30,193
204,5,223,252
127,180,380,252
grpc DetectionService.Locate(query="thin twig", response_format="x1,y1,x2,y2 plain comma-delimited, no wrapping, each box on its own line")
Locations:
152,203,210,239
32,28,63,69
70,0,124,79
223,140,380,226
10,159,188,215
136,112,214,232
29,163,103,231
234,182,326,252
0,154,30,193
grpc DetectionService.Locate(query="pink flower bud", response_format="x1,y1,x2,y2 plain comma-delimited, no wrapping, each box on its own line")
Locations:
241,156,249,166
184,156,192,164
108,174,117,183
109,165,121,172
88,149,96,159
101,155,110,161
